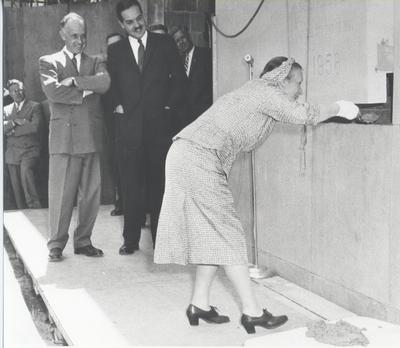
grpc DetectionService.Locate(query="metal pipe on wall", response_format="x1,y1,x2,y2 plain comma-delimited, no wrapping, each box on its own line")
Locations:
244,54,272,280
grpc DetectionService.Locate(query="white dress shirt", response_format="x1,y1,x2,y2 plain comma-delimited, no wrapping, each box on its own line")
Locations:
62,46,92,97
14,99,25,112
128,31,148,65
114,33,149,114
185,46,195,76
63,46,81,72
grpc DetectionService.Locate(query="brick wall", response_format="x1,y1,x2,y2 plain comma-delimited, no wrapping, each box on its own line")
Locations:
164,0,215,47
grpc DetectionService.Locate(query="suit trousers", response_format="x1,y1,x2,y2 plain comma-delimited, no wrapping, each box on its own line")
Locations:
104,113,123,210
47,152,100,250
118,140,170,248
8,156,41,209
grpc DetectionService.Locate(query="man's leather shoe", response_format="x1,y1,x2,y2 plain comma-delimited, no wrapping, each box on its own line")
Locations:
119,244,137,255
74,245,104,257
48,248,63,262
110,208,123,216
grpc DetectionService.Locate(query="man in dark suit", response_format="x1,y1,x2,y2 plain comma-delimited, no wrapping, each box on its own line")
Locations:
170,25,213,130
3,79,43,209
107,0,186,254
39,12,110,262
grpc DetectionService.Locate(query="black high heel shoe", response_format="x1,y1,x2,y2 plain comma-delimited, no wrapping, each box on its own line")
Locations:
241,309,288,334
186,304,230,326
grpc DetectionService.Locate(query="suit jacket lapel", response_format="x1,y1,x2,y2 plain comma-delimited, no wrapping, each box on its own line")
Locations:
18,101,28,116
10,101,27,119
188,47,198,78
80,53,90,76
142,32,154,73
11,103,18,116
124,38,141,74
63,51,79,76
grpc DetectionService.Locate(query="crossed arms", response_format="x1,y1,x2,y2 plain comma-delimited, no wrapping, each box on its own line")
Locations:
39,56,110,105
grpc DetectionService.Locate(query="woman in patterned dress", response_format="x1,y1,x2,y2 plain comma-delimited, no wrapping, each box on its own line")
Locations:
154,56,359,334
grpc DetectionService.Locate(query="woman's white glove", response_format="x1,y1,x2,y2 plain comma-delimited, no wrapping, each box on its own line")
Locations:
335,100,360,120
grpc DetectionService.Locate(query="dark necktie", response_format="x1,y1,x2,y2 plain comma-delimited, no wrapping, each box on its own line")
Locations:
137,39,145,72
71,53,78,72
184,54,190,76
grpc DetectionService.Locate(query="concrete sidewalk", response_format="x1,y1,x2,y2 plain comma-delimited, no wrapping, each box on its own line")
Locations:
4,206,354,346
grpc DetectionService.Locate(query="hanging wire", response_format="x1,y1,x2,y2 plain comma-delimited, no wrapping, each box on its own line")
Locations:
206,0,265,39
286,0,291,57
304,0,311,101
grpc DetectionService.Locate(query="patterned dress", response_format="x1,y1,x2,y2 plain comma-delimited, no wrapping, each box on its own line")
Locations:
154,78,320,265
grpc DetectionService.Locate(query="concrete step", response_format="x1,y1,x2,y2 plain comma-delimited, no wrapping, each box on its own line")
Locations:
3,252,46,347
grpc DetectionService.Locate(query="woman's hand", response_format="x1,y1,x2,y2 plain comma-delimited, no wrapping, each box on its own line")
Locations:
335,100,360,120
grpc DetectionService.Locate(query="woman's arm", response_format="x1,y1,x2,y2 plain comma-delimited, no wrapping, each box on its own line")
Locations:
261,88,358,125
318,103,340,123
319,101,359,123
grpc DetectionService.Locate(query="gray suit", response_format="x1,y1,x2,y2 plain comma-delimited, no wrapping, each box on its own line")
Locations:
39,49,110,250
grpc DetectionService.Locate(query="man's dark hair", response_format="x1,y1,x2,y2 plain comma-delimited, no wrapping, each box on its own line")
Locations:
106,32,123,42
149,24,168,34
116,0,142,22
169,25,189,38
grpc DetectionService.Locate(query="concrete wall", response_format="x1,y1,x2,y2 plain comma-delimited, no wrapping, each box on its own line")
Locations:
255,123,400,324
216,0,400,323
214,0,393,102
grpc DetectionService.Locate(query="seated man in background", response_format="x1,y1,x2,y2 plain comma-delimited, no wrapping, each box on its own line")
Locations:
3,79,43,209
170,25,212,131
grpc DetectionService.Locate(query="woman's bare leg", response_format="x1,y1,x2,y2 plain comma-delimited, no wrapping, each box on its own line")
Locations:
190,264,218,309
223,264,263,316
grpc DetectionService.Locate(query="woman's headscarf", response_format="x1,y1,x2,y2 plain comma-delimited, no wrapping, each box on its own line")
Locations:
261,58,295,86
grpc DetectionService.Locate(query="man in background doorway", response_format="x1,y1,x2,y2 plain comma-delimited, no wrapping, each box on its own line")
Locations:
170,25,212,131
